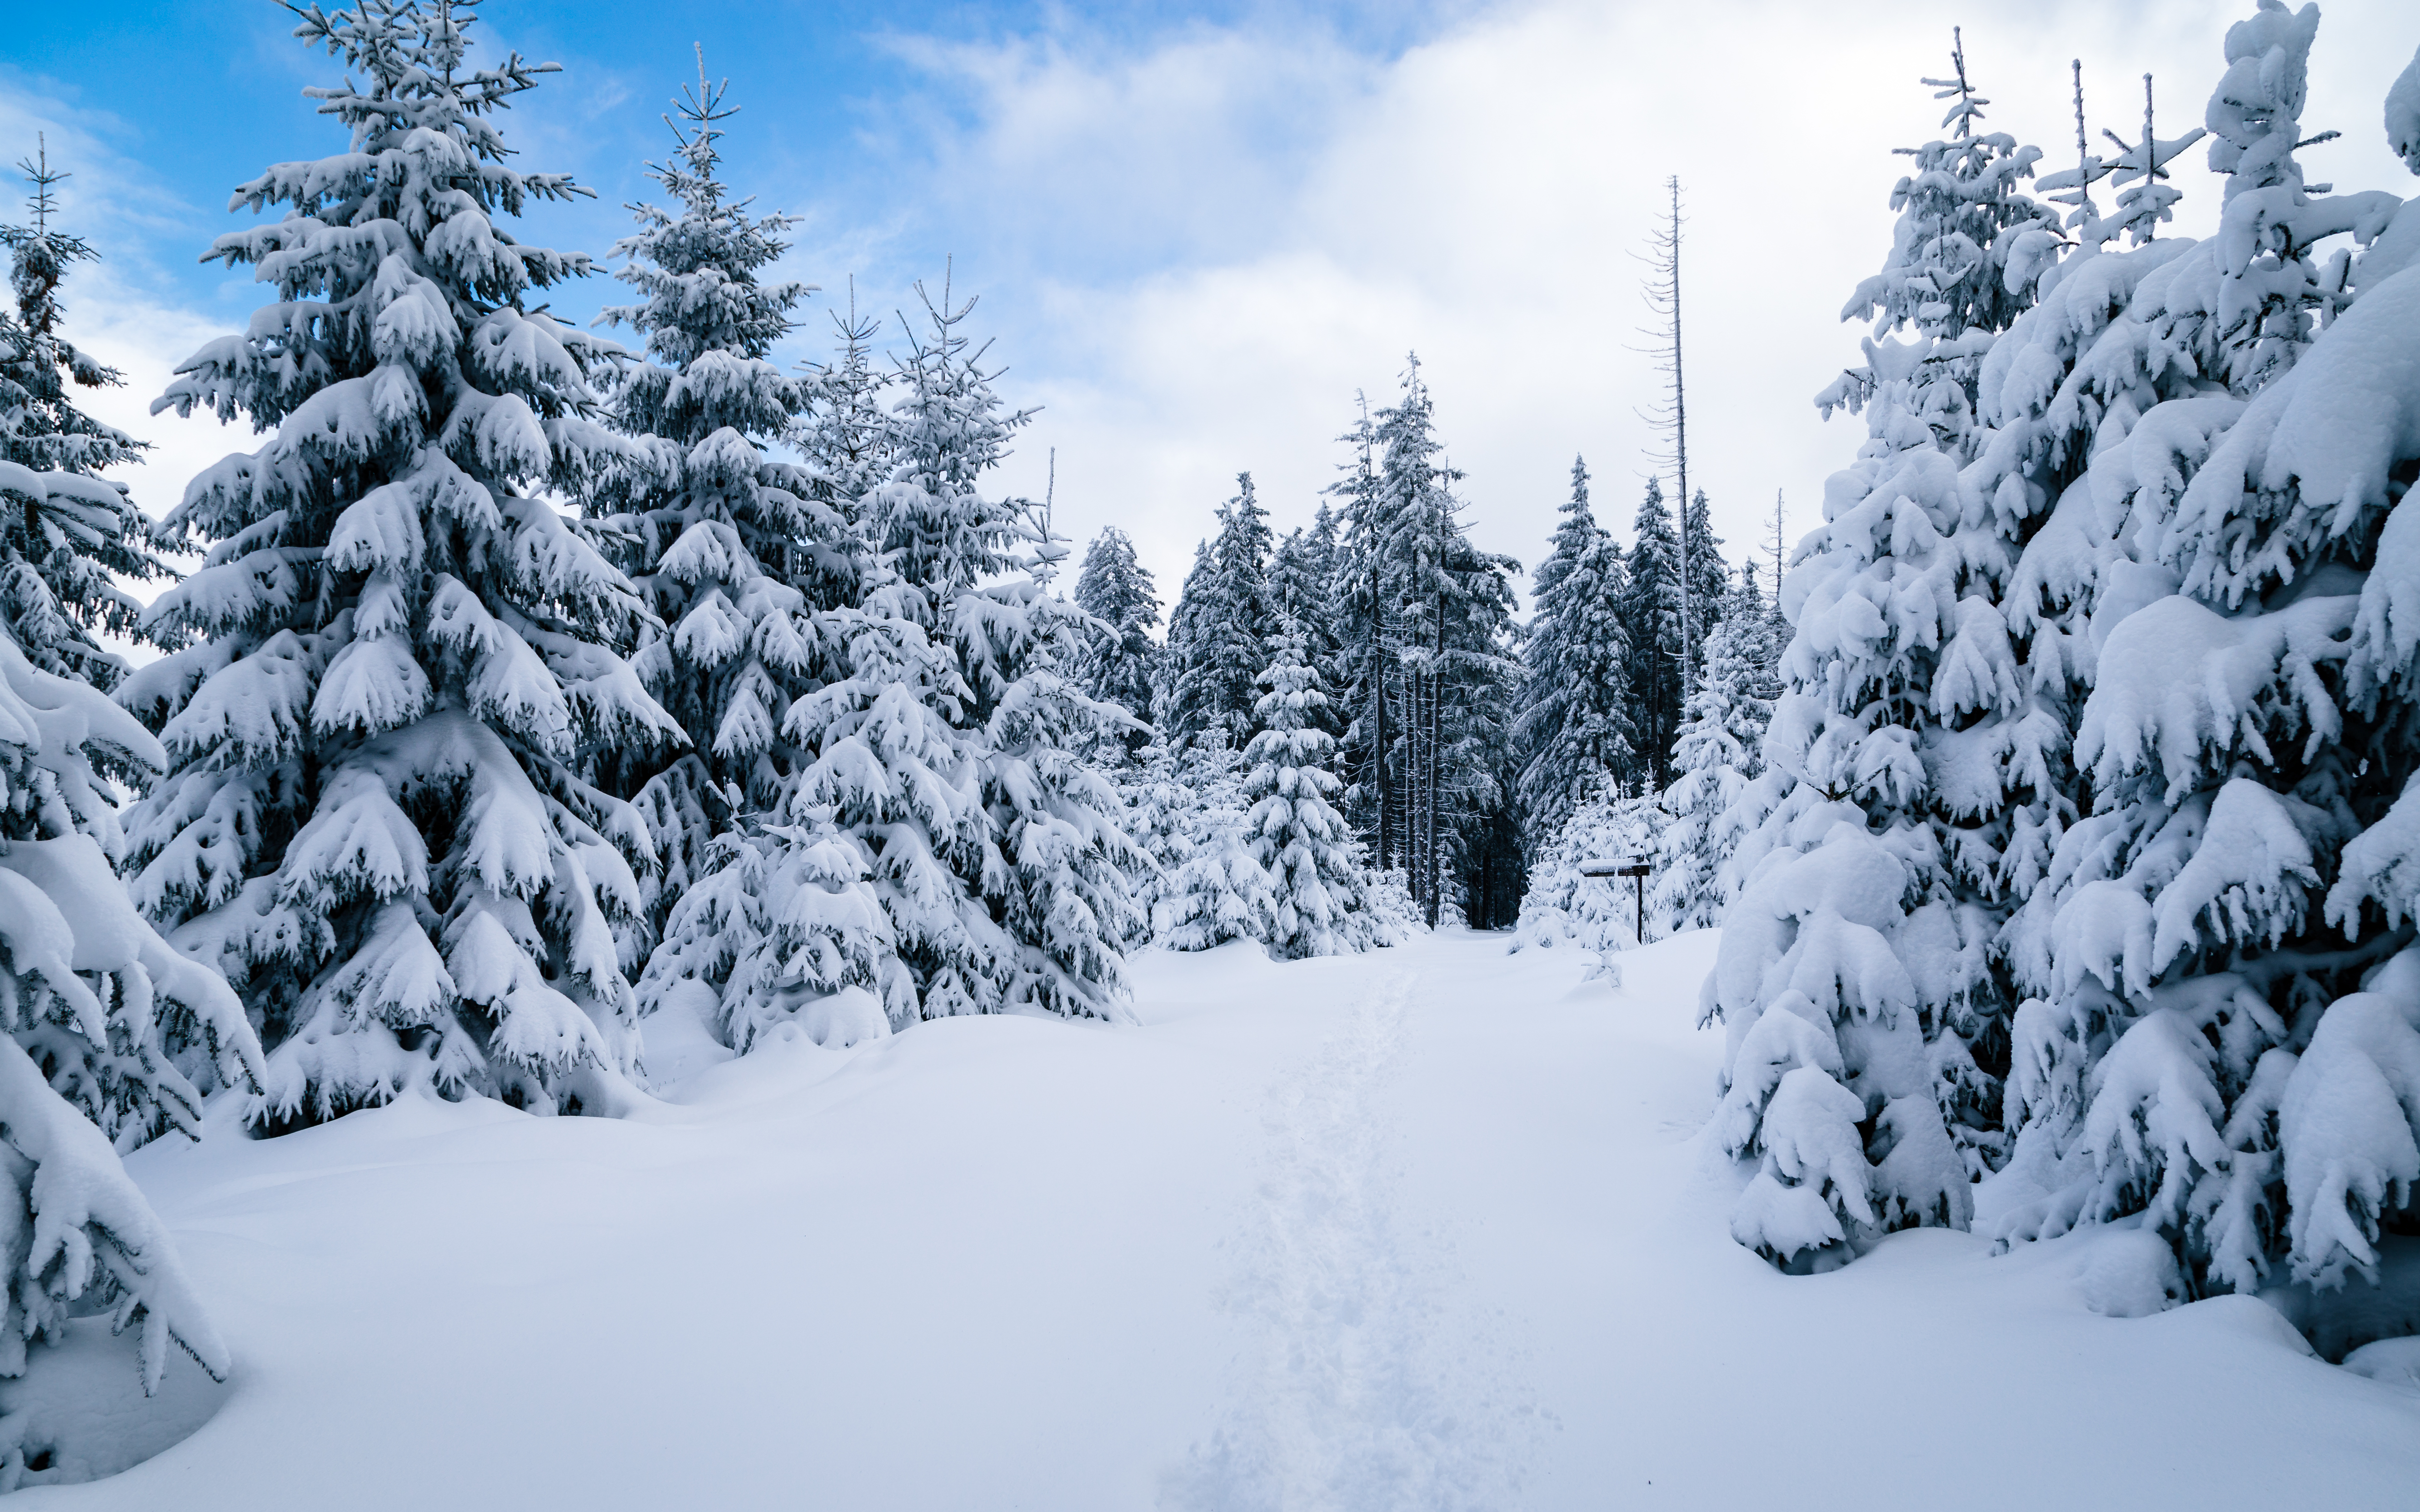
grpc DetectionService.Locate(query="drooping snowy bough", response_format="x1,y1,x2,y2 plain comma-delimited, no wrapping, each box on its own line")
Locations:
0,634,264,1467
122,0,681,1127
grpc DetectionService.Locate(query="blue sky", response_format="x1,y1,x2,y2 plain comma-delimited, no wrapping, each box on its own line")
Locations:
8,0,2420,601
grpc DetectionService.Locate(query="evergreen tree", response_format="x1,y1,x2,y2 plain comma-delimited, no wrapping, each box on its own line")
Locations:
588,60,836,941
1680,486,1731,680
1115,737,1194,945
1242,634,1383,959
1155,539,1215,744
0,142,172,688
1163,473,1276,751
1652,613,1770,933
1327,357,1520,926
122,0,682,1126
0,627,266,1442
1515,455,1635,849
1071,525,1160,743
861,279,1138,1019
1158,734,1271,953
1619,477,1684,787
1981,9,2420,1305
1713,29,2059,1268
1329,394,1398,868
794,280,893,532
1267,508,1347,751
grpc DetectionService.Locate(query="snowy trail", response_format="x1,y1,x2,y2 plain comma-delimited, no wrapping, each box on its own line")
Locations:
1166,971,1540,1511
20,929,2420,1509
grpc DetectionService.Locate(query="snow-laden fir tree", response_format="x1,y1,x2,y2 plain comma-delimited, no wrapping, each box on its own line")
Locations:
1359,358,1522,925
1981,9,2420,1310
1680,487,1731,685
1515,455,1635,850
1157,733,1271,953
1072,525,1161,744
1619,477,1685,788
1329,393,1399,868
1162,473,1276,751
121,0,683,1126
653,277,1138,1030
1242,634,1386,959
1710,29,2060,1269
1156,540,1213,740
1652,612,1772,934
0,143,173,689
635,809,896,1054
1267,507,1347,751
588,60,842,941
1115,736,1194,945
853,278,1137,1018
0,630,267,1459
794,280,892,534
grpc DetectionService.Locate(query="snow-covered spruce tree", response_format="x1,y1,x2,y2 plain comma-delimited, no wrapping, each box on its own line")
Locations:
1329,393,1400,867
1619,477,1684,788
0,632,264,1442
1243,634,1385,959
0,143,173,689
794,280,893,535
1709,31,2060,1269
1072,525,1161,743
1155,539,1213,741
1984,10,2420,1309
1652,613,1771,934
1365,359,1522,925
1515,455,1636,850
1115,736,1194,945
588,61,841,943
853,279,1137,1018
1158,733,1271,953
122,0,682,1126
1680,486,1731,683
1162,472,1277,751
1267,508,1347,752
635,809,896,1053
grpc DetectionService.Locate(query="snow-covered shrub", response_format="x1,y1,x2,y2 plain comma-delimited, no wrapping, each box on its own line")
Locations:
637,814,898,1056
122,1,680,1126
1511,782,1653,956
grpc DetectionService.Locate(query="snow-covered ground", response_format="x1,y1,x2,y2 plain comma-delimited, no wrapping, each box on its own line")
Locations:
24,928,2420,1509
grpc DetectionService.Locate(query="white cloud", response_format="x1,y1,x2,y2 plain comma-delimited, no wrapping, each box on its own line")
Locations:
15,0,2420,625
846,0,2420,602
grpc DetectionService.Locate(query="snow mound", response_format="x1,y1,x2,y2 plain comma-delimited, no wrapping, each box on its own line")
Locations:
2078,1229,2187,1318
2343,1335,2420,1390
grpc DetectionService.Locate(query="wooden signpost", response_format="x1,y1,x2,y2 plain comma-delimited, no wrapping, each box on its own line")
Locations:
1579,858,1653,944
